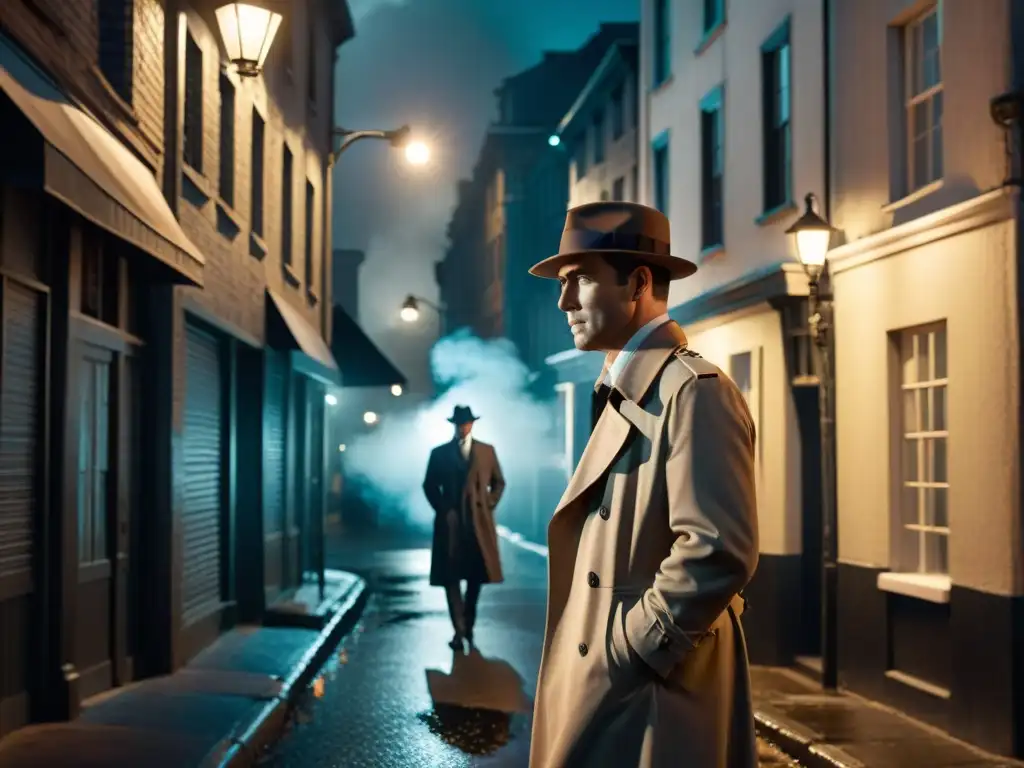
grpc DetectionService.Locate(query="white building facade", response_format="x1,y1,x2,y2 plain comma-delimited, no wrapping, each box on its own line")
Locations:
827,0,1021,756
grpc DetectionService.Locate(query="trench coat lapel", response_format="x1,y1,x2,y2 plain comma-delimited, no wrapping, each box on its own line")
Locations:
552,321,689,518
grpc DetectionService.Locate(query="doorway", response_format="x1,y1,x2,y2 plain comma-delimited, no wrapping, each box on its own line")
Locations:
793,384,823,664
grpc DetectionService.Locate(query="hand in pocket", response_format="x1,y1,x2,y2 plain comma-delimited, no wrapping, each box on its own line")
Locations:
608,598,648,686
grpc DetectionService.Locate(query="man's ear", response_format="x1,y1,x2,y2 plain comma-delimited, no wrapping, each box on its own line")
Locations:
632,266,652,301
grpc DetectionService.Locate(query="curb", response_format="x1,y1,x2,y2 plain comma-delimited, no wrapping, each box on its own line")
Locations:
754,707,864,768
213,576,370,767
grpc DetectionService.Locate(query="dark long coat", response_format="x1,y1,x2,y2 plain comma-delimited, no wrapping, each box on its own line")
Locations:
422,438,506,586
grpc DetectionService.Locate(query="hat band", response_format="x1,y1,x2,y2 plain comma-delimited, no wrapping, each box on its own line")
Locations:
559,228,671,256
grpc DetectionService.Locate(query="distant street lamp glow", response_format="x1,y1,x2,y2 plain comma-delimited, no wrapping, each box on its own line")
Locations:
324,393,338,406
548,134,561,147
400,295,420,323
404,140,430,166
338,443,347,453
391,384,403,397
215,3,282,78
363,411,378,425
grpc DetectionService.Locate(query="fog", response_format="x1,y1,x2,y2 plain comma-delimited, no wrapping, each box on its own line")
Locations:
341,329,560,533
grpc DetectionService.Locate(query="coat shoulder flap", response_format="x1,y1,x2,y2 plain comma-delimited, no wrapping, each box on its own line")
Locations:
654,347,722,401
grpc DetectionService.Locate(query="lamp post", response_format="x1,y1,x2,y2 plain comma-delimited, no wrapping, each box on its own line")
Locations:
329,125,431,168
785,192,840,691
400,294,447,337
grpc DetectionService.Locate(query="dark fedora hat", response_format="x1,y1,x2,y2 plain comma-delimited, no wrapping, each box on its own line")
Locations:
528,201,697,280
447,405,480,425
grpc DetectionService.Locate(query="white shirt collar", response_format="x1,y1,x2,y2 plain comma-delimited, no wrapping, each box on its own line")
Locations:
603,313,671,387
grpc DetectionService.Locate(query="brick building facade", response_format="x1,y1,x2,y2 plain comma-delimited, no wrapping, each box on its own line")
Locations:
0,0,353,738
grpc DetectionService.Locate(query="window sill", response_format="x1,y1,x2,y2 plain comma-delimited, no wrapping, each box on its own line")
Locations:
182,165,213,209
755,200,797,227
249,231,268,260
699,243,725,263
91,66,139,127
881,179,944,214
283,262,301,288
876,571,951,604
695,20,727,56
215,198,243,240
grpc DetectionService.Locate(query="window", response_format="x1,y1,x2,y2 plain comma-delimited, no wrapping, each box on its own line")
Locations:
251,108,265,236
183,31,203,172
653,0,671,87
281,146,294,266
703,0,725,35
904,4,943,192
218,74,235,205
574,133,588,180
600,189,610,201
652,134,669,213
304,180,315,291
761,21,791,213
97,0,133,103
611,85,625,140
307,21,317,104
631,165,639,201
593,108,605,164
700,87,724,249
896,322,948,574
612,176,625,201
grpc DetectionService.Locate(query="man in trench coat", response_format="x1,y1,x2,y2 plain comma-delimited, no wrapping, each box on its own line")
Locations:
423,405,506,651
526,201,760,768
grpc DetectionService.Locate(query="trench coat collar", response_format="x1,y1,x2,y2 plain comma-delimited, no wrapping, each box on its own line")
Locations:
554,321,687,517
594,320,688,404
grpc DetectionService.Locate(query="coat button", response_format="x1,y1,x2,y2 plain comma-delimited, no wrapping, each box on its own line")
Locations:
587,572,600,588
658,635,672,650
578,642,589,657
598,505,610,520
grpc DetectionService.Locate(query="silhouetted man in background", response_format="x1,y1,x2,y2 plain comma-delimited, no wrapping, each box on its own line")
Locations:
423,405,506,651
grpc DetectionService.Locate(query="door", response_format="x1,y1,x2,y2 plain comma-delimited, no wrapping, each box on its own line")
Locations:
263,351,286,601
75,342,117,700
0,280,44,736
302,381,325,584
794,385,823,658
181,324,224,629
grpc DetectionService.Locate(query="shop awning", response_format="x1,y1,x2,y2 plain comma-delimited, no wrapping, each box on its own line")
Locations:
0,35,204,285
331,305,407,388
266,288,340,384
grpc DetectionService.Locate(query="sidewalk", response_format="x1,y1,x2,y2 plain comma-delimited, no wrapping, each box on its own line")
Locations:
752,666,1024,768
0,570,367,768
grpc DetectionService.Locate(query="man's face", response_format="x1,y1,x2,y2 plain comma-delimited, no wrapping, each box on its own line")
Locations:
557,255,634,352
455,422,473,439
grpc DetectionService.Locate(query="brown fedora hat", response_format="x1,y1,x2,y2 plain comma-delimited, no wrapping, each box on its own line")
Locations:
528,201,697,280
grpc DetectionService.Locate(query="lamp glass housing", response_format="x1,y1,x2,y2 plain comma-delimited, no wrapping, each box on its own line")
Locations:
216,3,283,77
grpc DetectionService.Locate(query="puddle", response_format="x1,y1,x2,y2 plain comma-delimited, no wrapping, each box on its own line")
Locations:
416,705,529,757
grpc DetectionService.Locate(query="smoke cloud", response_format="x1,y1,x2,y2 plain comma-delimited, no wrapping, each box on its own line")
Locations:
340,329,561,535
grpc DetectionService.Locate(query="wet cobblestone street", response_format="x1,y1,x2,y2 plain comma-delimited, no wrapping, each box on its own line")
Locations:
265,530,799,767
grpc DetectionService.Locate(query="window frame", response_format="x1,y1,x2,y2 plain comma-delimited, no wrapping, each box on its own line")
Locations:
250,108,266,237
183,30,203,173
903,3,943,194
652,0,671,88
651,130,670,214
218,74,235,206
700,85,725,251
761,19,792,215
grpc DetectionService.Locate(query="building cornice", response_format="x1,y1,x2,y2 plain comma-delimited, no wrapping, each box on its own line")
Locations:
557,40,637,137
829,187,1014,275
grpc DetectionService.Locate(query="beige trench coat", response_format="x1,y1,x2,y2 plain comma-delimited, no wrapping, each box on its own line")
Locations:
530,321,759,768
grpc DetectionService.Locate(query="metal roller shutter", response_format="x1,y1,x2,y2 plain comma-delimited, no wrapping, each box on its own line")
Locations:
182,324,223,625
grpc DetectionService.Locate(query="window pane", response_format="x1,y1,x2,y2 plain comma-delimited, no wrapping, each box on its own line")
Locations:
918,387,930,431
931,437,947,483
932,384,946,431
903,388,917,432
903,437,919,482
901,485,919,527
933,323,947,378
926,486,948,528
923,531,948,574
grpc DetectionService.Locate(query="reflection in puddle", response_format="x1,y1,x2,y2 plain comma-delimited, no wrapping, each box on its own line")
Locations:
417,705,524,756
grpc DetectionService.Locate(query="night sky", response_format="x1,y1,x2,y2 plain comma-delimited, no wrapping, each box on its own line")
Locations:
332,0,639,394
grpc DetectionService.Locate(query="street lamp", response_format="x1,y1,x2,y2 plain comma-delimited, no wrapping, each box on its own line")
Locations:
391,384,403,397
548,134,561,147
324,393,338,406
329,125,431,168
399,294,446,336
363,411,379,425
786,192,840,691
215,2,283,78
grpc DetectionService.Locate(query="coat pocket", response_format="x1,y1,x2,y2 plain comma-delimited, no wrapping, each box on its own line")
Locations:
606,590,647,690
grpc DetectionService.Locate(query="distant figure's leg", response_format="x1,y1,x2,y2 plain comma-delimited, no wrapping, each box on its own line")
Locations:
464,580,482,644
444,582,466,650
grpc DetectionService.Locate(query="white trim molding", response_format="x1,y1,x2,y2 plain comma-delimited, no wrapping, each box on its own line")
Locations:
877,571,952,604
829,187,1014,275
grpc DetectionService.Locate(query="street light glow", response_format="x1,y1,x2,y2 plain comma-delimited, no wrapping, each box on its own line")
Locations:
400,295,420,323
391,384,403,397
324,393,338,406
404,140,430,166
548,134,561,147
215,3,282,78
338,443,347,452
786,193,836,278
363,411,379,425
